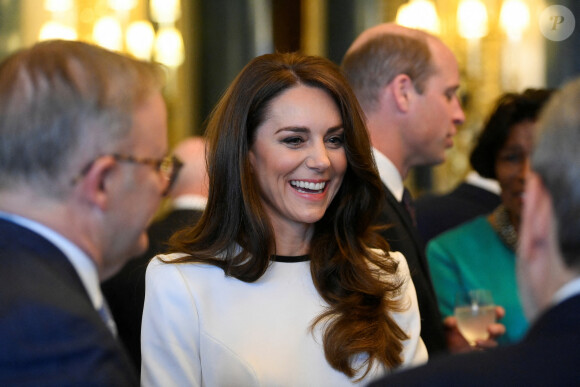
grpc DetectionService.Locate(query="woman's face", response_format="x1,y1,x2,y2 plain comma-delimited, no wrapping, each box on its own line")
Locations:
495,119,535,226
249,84,347,236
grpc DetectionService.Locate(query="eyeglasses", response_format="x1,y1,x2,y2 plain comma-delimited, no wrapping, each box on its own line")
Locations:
72,153,183,196
112,154,183,196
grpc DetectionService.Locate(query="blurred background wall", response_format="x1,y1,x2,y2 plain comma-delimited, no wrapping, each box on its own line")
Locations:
1,0,577,196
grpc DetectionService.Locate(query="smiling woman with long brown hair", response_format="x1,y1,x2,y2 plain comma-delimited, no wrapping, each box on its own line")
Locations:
140,52,427,386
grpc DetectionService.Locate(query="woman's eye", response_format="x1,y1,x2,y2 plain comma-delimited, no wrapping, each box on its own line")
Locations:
326,134,345,148
282,136,304,146
499,153,524,163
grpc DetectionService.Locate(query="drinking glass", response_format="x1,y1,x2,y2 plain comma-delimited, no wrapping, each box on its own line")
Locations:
454,289,496,346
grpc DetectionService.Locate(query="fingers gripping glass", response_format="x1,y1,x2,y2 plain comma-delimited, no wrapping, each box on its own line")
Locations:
72,154,183,196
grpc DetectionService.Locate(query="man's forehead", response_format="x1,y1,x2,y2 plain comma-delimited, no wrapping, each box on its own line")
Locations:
428,41,459,77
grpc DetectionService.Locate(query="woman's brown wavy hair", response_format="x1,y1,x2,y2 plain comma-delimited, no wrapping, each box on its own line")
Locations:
167,52,408,379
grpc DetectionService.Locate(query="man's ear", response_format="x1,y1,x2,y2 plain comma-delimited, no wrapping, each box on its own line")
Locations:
388,73,415,113
77,156,116,211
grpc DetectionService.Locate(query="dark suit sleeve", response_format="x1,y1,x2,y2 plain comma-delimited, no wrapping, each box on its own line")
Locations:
0,297,137,386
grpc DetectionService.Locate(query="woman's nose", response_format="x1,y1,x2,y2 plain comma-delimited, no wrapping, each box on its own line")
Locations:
520,157,531,180
305,142,331,171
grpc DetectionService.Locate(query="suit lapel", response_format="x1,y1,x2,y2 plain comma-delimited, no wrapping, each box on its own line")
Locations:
382,186,430,274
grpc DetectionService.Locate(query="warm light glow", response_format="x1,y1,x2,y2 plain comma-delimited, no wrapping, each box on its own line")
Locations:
39,21,77,40
126,21,155,60
457,0,488,39
93,17,123,51
150,0,181,24
396,0,440,35
108,0,138,12
154,27,184,67
500,0,530,41
44,0,74,12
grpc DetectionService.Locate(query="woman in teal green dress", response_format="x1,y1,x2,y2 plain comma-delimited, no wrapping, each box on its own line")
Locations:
427,89,553,345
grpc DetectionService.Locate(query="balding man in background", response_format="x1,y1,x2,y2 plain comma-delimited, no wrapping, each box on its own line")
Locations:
102,136,208,371
342,23,504,356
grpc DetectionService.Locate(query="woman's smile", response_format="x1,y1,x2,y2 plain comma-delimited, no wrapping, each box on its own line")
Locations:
289,179,328,194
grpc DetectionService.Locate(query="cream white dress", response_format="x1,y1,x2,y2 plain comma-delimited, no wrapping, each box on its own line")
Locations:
141,251,428,387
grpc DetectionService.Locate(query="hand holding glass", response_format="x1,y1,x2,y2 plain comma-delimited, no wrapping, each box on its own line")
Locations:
454,289,496,346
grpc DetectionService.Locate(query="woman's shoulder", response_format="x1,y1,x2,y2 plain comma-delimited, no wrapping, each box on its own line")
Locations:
147,252,222,276
147,252,189,270
425,215,496,257
442,215,490,237
151,252,190,262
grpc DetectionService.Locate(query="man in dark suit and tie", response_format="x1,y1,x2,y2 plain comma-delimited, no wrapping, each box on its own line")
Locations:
342,23,504,355
103,136,208,370
0,40,179,385
369,75,580,387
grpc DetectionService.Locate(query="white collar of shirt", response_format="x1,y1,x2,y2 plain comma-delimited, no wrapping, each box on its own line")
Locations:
372,147,404,201
0,212,104,312
172,194,208,211
465,171,501,195
552,276,580,305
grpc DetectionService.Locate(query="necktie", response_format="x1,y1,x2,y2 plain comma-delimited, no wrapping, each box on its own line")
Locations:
98,300,118,337
402,187,417,227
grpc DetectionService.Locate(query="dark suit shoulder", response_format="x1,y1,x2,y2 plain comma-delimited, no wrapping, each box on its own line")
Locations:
0,220,137,385
415,183,500,243
371,295,580,386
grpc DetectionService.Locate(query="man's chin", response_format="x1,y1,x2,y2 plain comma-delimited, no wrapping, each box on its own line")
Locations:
423,156,446,167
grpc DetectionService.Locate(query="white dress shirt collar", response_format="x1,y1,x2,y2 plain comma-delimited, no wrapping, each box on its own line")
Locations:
172,194,207,211
373,147,405,201
0,212,103,312
552,276,580,305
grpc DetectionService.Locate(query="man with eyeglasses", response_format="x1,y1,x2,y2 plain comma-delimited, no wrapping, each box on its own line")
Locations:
0,40,180,385
102,136,207,372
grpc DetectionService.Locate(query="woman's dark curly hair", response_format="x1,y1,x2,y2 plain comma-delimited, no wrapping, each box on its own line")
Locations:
167,52,408,380
470,88,554,178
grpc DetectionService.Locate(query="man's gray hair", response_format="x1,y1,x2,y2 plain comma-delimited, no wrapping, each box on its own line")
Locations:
533,77,580,268
0,40,164,197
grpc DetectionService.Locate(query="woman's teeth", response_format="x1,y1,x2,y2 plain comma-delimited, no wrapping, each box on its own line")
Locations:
290,180,326,193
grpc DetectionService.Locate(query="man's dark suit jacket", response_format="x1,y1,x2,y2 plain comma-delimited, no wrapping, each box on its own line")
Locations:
0,218,137,386
370,294,580,386
102,208,203,371
415,182,501,244
376,186,447,356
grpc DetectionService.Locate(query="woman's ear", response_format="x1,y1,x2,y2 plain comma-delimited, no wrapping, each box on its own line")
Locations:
77,156,117,211
389,73,415,113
